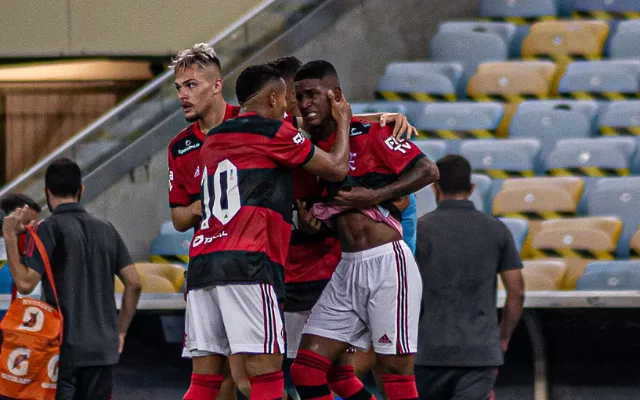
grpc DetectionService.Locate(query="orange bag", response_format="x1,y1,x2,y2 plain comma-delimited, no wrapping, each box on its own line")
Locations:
0,226,63,400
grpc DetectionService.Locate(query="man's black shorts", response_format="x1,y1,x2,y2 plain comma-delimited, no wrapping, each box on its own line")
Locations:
415,366,497,400
56,365,114,400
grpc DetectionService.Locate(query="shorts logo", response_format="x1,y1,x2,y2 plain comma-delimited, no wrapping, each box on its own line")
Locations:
18,307,44,332
47,355,59,383
7,348,30,376
378,334,392,345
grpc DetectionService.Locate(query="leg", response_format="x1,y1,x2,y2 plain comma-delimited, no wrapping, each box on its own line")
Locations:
284,310,312,400
414,366,453,400
229,354,250,398
329,349,375,400
55,365,77,400
73,366,114,400
450,368,496,400
219,284,286,400
368,242,422,400
183,286,230,399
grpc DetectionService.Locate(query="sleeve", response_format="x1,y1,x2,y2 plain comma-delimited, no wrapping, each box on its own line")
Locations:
372,124,426,175
168,149,191,208
20,221,54,277
269,123,315,168
112,226,134,272
497,223,524,273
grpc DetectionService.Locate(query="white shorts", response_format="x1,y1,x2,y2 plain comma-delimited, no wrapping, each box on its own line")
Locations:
303,241,422,355
182,283,284,358
284,310,311,359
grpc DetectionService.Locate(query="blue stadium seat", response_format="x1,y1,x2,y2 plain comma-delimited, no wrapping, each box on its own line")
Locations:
557,0,576,17
576,261,640,291
437,21,516,49
558,61,640,101
376,62,462,102
428,26,510,95
589,177,640,257
461,139,540,179
499,217,529,253
610,21,640,60
415,174,492,217
149,221,193,265
598,100,640,138
413,103,504,149
509,100,598,172
412,140,447,162
573,0,640,15
350,102,415,122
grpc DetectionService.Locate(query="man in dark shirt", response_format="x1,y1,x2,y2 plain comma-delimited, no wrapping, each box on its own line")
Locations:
2,158,142,400
414,155,525,400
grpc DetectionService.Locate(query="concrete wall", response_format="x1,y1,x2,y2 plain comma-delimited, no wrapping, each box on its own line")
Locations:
0,0,264,56
88,0,478,261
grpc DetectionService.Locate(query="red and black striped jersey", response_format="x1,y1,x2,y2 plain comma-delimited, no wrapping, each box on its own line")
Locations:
188,113,315,297
167,103,240,209
285,169,341,312
316,118,426,222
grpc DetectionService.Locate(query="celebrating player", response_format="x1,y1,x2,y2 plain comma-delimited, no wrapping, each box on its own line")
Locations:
182,64,354,400
289,60,439,400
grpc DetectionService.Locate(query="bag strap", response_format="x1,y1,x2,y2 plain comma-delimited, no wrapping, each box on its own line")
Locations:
24,225,63,341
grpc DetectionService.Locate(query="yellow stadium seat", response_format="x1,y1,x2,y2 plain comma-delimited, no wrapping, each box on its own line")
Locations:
115,276,124,294
469,61,558,101
493,177,584,257
521,21,610,61
134,263,185,292
630,227,640,259
498,260,567,291
530,217,622,289
140,274,177,293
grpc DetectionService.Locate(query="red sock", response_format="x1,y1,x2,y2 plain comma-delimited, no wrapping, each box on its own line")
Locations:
249,370,284,400
382,374,418,400
327,364,374,399
183,373,223,400
290,350,333,399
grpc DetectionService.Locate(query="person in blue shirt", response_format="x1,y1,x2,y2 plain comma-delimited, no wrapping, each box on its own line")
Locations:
401,194,418,254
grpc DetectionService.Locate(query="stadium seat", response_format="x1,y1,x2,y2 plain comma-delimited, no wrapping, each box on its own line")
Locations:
546,137,636,177
413,102,504,140
530,216,622,289
558,61,640,101
135,263,186,292
412,140,447,162
499,217,529,253
630,228,640,258
116,273,177,294
588,177,640,257
437,21,516,50
0,262,12,295
521,20,609,71
598,100,640,137
576,261,640,291
493,177,584,257
468,61,557,101
375,62,462,102
573,0,640,19
460,139,540,179
428,27,509,94
415,174,492,217
149,221,193,265
509,100,598,171
350,102,409,118
498,260,567,291
115,276,124,294
610,21,640,60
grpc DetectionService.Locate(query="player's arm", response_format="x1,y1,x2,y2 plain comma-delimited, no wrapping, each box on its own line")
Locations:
170,201,202,232
301,90,352,182
168,152,201,232
355,112,418,140
2,206,44,294
498,227,525,353
371,157,438,204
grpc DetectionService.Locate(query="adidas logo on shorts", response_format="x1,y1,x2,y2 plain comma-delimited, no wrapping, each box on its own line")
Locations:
378,334,392,344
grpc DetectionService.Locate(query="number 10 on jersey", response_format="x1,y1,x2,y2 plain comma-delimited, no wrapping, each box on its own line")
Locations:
200,159,241,229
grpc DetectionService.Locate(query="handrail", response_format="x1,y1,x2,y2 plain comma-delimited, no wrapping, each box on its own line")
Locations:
0,0,277,198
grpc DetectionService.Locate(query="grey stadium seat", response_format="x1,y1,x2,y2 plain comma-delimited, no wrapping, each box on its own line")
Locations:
558,61,640,99
598,100,640,137
415,173,493,217
576,261,640,291
573,0,640,13
376,62,463,102
479,0,557,18
412,140,447,162
437,21,516,47
509,100,598,172
350,102,409,117
499,217,529,253
589,177,640,257
611,21,640,60
461,139,540,178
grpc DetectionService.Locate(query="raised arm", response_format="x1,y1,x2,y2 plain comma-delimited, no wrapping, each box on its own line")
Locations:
170,201,202,232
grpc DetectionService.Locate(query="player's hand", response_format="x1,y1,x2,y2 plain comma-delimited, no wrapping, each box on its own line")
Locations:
500,338,510,354
328,90,352,126
119,332,126,354
296,200,322,234
333,187,379,209
393,196,411,212
190,200,202,218
380,113,419,140
2,206,30,237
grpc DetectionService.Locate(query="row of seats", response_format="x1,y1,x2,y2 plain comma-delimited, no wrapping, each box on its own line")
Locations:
376,59,640,101
480,0,639,20
114,263,185,294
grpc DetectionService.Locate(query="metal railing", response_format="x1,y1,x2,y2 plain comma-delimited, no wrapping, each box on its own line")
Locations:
0,0,326,205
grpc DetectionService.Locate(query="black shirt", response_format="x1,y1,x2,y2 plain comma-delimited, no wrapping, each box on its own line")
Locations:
415,200,523,367
21,203,133,368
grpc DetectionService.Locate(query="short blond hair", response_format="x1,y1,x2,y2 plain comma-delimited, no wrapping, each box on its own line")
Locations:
170,43,221,73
